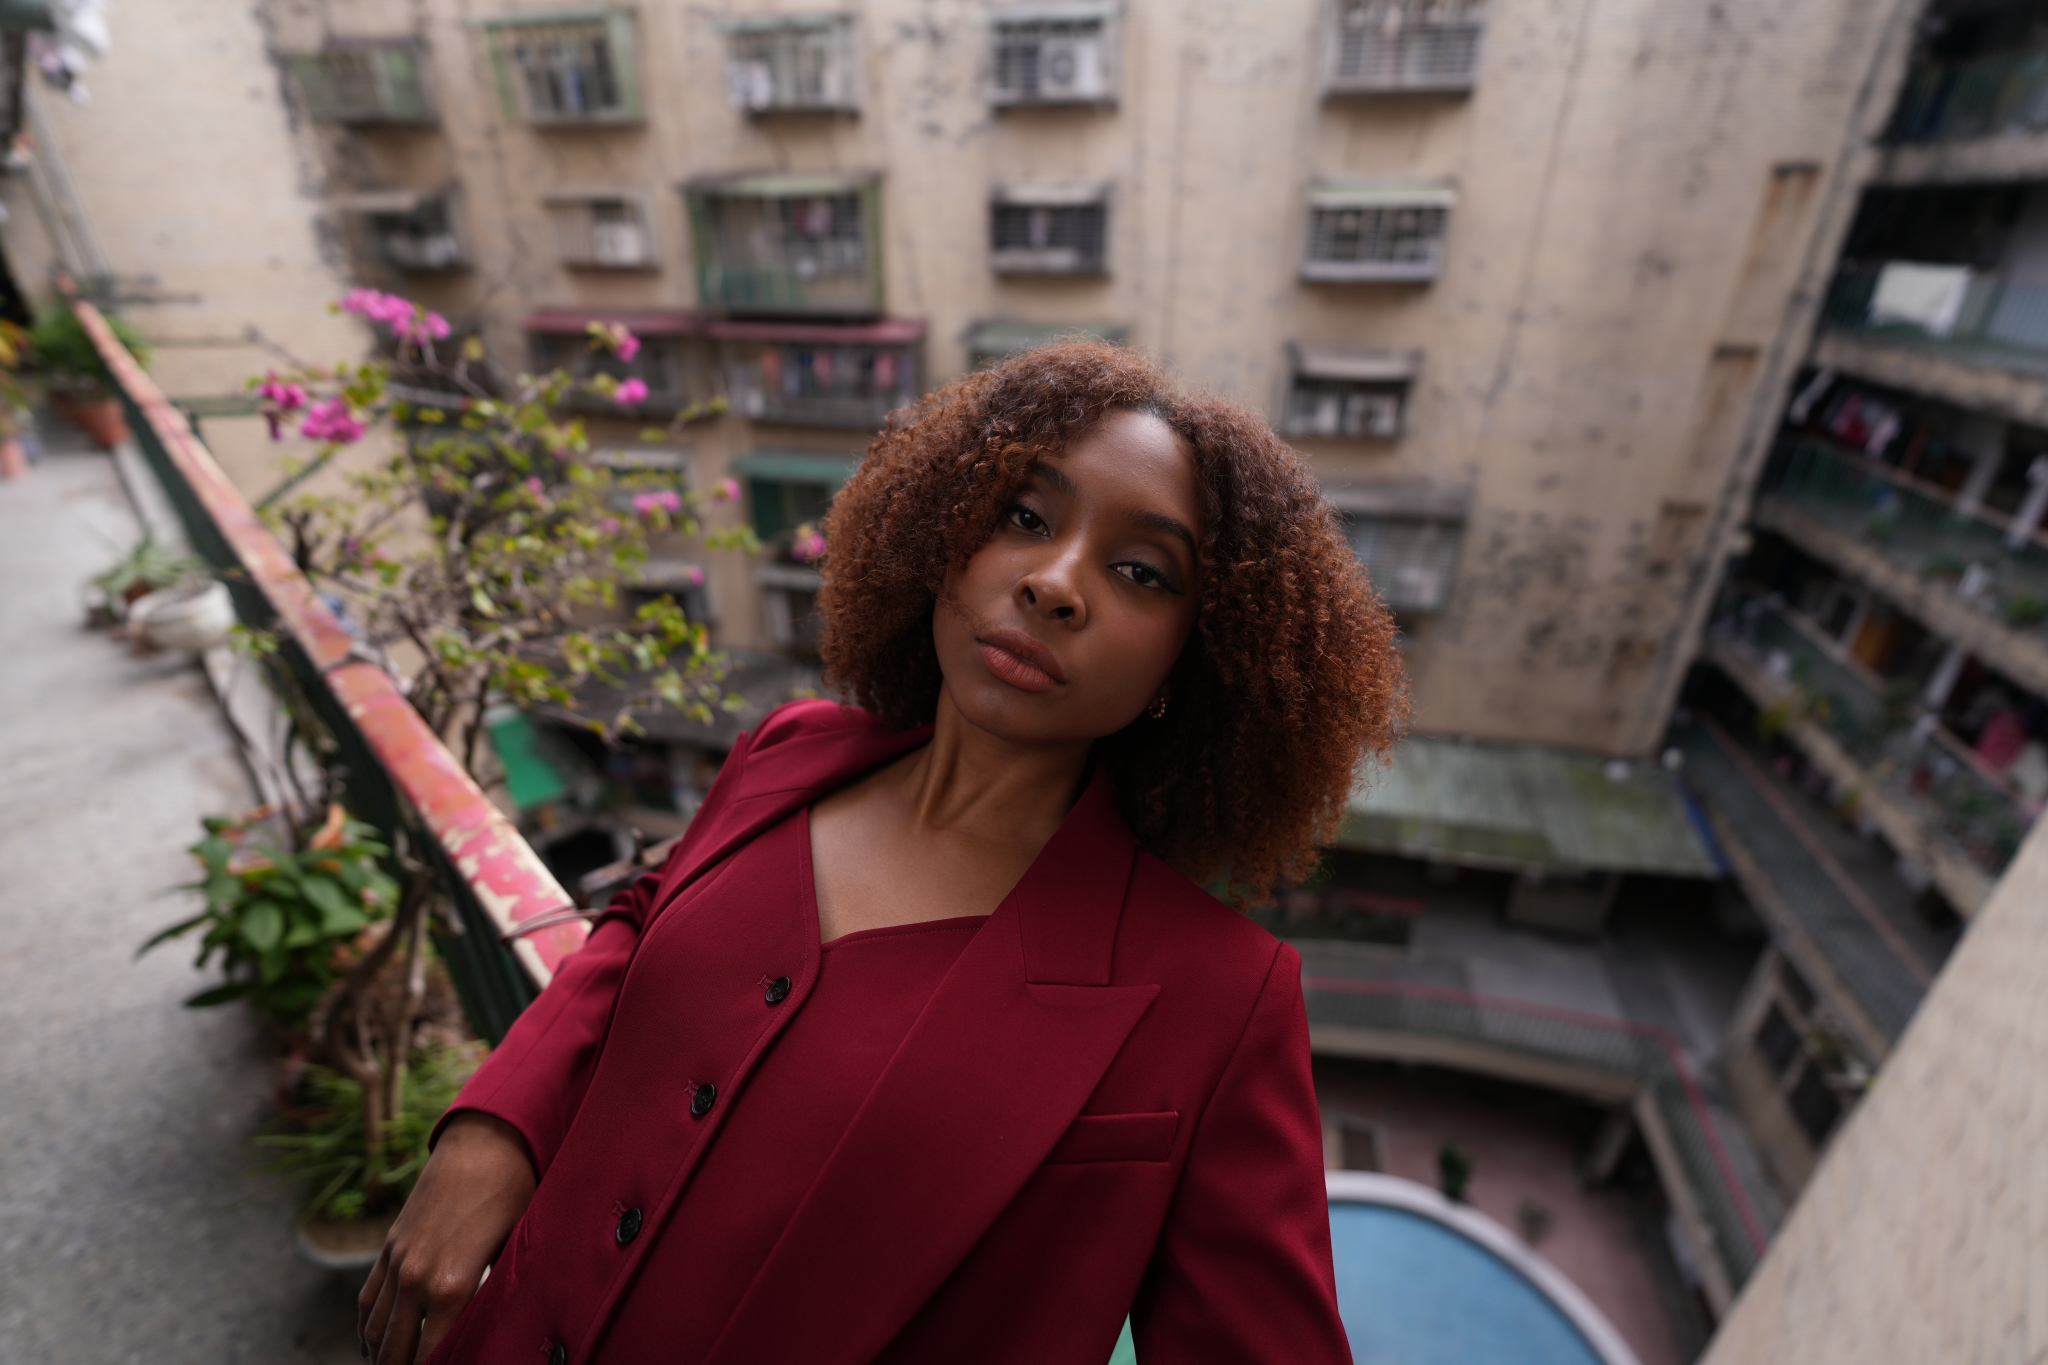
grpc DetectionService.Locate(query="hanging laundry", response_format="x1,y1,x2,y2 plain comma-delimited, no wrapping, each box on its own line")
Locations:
873,350,896,393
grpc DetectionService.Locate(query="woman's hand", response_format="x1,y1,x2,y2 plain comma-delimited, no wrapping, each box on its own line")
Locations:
358,1111,538,1364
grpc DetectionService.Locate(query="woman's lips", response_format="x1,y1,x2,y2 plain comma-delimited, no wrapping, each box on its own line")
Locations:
976,629,1066,692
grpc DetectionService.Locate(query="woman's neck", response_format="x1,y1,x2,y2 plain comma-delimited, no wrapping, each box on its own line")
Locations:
890,690,1092,852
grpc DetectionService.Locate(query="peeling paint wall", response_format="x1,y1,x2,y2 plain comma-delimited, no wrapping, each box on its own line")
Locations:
25,0,1922,753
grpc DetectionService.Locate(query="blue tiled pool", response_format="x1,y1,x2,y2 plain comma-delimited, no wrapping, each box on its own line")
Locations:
1329,1201,1612,1365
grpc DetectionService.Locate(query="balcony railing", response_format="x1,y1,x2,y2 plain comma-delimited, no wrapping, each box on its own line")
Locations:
1761,440,2048,642
1887,49,2048,146
1820,262,2048,374
75,299,583,1042
1714,589,2032,880
1303,976,1769,1306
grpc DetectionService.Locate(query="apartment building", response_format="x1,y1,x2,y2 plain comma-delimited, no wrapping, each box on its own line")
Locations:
1669,0,2048,1214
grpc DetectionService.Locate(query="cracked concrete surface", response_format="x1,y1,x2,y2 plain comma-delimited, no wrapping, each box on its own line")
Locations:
0,445,361,1364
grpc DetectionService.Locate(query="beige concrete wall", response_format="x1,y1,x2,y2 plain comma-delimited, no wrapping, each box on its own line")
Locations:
45,0,1919,751
1701,808,2048,1364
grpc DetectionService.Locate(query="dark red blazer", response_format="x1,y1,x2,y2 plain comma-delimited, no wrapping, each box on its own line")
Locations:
434,700,1350,1365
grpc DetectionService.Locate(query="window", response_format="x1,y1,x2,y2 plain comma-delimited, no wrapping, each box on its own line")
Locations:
990,183,1110,275
989,6,1121,107
482,10,641,125
965,319,1128,369
1326,0,1485,95
1327,481,1469,614
1282,343,1417,440
287,43,434,124
684,173,883,317
717,320,923,430
545,190,658,269
332,189,469,272
722,14,860,114
734,449,861,653
1302,181,1456,283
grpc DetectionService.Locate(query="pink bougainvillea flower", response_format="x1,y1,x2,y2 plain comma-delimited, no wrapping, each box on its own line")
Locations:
598,517,622,534
257,372,309,440
713,477,739,502
300,397,366,444
791,525,827,563
632,489,682,516
687,564,705,587
614,378,650,405
615,333,641,362
524,476,546,499
587,321,641,361
340,290,450,346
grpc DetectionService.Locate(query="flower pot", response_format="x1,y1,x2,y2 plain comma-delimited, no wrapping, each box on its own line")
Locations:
128,579,235,652
295,1212,398,1274
0,436,24,479
50,391,128,449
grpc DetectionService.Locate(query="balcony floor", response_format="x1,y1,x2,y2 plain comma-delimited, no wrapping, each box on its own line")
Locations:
0,437,361,1363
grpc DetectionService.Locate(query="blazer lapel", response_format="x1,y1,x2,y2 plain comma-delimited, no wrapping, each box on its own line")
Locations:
647,705,932,913
703,773,1157,1365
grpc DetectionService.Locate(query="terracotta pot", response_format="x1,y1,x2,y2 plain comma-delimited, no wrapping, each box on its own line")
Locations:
0,436,24,479
51,391,128,449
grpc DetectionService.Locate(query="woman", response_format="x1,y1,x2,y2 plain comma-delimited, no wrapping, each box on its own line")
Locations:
358,342,1404,1364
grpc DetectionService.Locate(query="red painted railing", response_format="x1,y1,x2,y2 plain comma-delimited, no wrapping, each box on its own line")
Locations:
72,298,589,988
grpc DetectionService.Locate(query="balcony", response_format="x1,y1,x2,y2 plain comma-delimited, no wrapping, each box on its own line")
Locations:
683,172,883,318
712,317,923,430
1756,441,2048,689
1819,261,2048,381
75,300,580,1043
1303,972,1769,1314
1706,589,2032,894
1887,48,2048,147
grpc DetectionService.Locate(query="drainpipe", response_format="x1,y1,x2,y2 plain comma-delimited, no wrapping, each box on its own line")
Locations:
2005,455,2048,549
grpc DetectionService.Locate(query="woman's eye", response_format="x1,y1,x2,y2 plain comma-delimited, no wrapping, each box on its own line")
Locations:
1006,504,1048,534
1116,562,1175,591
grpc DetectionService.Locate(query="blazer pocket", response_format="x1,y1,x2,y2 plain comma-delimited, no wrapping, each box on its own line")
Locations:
1044,1111,1180,1165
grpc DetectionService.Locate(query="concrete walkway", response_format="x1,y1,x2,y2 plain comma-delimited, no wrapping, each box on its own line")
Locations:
0,444,360,1363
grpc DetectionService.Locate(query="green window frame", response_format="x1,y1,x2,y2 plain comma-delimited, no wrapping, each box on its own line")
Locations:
732,451,861,543
479,8,643,126
287,43,435,124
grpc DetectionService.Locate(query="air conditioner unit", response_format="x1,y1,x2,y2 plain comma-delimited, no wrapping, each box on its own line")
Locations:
590,219,648,267
1036,35,1108,100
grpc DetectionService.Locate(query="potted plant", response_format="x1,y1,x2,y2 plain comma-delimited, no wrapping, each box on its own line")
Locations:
87,529,204,625
30,304,150,449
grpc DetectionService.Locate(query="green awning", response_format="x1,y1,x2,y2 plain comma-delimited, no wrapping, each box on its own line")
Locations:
484,710,573,812
1341,736,1723,878
684,171,878,199
967,320,1130,358
1308,180,1459,210
731,451,863,485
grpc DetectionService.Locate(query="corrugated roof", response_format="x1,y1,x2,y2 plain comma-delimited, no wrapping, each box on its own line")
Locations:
1341,736,1723,878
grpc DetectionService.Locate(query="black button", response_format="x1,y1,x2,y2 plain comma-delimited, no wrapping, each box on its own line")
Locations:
765,976,792,1005
615,1206,642,1245
549,1345,567,1365
690,1082,717,1117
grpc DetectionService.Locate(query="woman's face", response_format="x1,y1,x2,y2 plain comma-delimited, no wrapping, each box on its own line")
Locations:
934,408,1203,747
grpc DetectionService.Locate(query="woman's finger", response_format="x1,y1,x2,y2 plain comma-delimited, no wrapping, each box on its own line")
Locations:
357,1242,391,1353
376,1262,428,1365
362,1241,403,1361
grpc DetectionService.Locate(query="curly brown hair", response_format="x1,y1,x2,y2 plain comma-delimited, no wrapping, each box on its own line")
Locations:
816,341,1406,903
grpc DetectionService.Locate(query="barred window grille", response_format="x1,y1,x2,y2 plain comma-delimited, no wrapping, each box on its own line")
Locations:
990,202,1108,274
370,197,466,272
1343,513,1463,613
725,17,859,113
1329,0,1485,93
289,44,433,123
1284,378,1405,440
547,194,655,268
484,13,639,123
991,18,1118,105
1310,205,1446,270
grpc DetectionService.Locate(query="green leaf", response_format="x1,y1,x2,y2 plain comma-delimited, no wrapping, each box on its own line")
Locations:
241,899,285,952
321,905,369,936
193,835,234,874
300,877,351,920
184,981,252,1008
138,911,213,956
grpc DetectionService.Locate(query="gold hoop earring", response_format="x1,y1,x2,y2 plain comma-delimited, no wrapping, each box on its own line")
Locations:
1147,693,1169,720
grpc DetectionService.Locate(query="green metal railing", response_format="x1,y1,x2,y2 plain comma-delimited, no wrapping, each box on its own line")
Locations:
1761,440,2048,643
1304,978,1769,1296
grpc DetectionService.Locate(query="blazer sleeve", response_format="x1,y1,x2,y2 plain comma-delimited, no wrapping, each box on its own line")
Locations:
431,731,754,1176
1131,941,1352,1364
